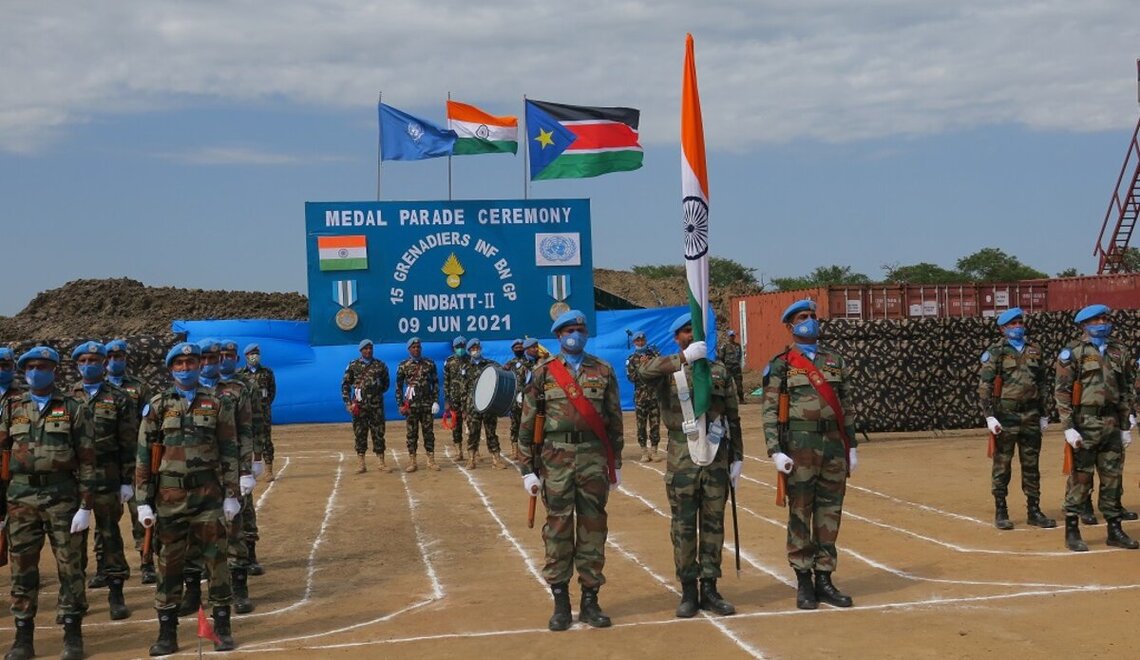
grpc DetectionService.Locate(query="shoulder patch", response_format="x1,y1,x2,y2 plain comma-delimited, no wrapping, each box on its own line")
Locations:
1059,348,1071,363
762,365,770,378
141,403,151,417
980,351,991,364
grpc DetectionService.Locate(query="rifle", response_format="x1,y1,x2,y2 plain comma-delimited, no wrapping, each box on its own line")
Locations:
776,372,790,507
729,482,741,578
527,394,546,528
0,444,9,567
989,362,1003,459
141,440,163,561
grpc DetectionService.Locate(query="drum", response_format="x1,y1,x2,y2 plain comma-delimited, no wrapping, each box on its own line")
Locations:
473,365,516,416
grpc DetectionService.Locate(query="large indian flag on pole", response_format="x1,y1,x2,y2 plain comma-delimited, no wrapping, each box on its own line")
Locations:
317,235,368,271
447,100,519,155
681,33,711,417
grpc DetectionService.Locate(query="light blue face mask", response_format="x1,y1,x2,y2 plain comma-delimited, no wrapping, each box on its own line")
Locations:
172,369,200,388
106,358,126,376
26,368,57,390
792,318,820,340
220,357,237,375
78,363,105,382
1003,326,1026,342
0,369,12,387
560,330,587,354
1086,323,1112,340
201,362,221,379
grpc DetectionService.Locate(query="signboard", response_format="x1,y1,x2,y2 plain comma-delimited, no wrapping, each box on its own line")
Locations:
305,199,595,346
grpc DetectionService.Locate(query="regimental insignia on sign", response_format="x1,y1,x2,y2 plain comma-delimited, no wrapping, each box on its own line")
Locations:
549,301,570,320
333,280,358,308
442,253,465,289
547,275,571,302
535,233,581,267
335,307,359,331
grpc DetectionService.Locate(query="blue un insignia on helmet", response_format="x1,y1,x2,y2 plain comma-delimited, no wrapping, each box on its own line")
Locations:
40,348,50,358
1059,348,1071,363
980,351,991,364
181,345,193,355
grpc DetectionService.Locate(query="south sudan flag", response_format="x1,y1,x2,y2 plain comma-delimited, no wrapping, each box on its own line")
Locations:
525,99,643,180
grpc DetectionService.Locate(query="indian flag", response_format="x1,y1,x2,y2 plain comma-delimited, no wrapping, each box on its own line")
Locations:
447,100,518,155
317,235,368,271
681,33,711,417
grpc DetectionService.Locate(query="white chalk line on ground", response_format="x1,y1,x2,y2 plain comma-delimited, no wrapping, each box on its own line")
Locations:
254,456,291,511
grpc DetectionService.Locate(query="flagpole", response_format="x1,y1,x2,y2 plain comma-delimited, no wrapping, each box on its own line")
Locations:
376,91,383,201
522,94,529,200
447,91,453,200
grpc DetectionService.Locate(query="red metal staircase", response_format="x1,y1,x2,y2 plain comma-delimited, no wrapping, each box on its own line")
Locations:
1095,114,1140,273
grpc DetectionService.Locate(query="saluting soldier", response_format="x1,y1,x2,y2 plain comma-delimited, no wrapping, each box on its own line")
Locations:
977,308,1055,530
2,346,96,660
1054,304,1137,552
442,336,468,460
518,309,623,631
637,313,742,618
238,343,276,481
762,300,857,610
722,330,745,404
341,339,391,474
625,330,662,463
461,338,506,469
395,337,441,472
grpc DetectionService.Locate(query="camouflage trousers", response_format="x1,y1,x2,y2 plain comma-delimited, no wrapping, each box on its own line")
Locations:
1063,423,1124,519
405,407,436,454
448,406,465,445
263,410,275,464
664,430,729,581
227,504,250,570
540,438,610,588
635,398,661,448
785,430,848,572
465,411,500,454
352,407,386,455
991,418,1043,499
727,369,744,403
81,489,128,580
509,404,523,446
154,481,231,610
6,489,87,619
242,491,259,543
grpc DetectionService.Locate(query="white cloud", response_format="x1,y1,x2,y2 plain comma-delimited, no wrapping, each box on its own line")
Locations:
2,0,1138,153
158,145,331,166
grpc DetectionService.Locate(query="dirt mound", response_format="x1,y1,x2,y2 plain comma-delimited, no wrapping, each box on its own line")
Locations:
594,268,763,326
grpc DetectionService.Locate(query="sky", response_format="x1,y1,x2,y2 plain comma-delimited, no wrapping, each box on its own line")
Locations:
2,1,1139,316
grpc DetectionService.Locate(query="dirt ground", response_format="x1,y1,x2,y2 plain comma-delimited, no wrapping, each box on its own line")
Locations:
3,407,1138,659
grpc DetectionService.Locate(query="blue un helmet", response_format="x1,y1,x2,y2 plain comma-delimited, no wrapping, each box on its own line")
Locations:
165,342,201,367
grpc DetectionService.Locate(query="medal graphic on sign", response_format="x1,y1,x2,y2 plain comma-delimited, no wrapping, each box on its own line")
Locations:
333,280,359,331
547,274,571,320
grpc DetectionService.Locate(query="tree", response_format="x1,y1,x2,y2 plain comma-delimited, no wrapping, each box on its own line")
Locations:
709,257,759,287
955,248,1047,282
1122,247,1140,271
882,262,969,284
771,265,870,291
1056,267,1080,278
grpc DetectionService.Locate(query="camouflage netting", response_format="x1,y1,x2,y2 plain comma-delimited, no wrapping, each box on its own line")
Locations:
823,310,1140,434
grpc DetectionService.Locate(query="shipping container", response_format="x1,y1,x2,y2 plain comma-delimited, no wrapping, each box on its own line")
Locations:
1047,273,1140,312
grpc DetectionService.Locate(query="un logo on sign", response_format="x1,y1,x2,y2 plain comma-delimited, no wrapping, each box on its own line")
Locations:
406,122,424,142
540,235,577,263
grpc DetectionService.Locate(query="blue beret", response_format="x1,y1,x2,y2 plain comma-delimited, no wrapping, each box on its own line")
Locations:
670,313,693,335
551,309,587,334
18,346,60,368
359,339,373,349
452,336,467,348
466,337,481,350
781,299,816,323
996,308,1024,326
512,337,524,346
105,339,129,354
632,330,646,341
523,338,539,349
197,338,220,354
1074,304,1111,324
406,337,421,348
165,342,201,367
0,347,12,361
243,343,260,355
218,340,239,353
70,341,106,360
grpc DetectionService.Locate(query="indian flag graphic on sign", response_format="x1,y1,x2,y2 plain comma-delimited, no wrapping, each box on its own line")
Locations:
318,235,368,271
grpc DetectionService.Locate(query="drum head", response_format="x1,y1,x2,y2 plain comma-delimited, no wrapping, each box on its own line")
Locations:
473,366,499,411
473,365,516,415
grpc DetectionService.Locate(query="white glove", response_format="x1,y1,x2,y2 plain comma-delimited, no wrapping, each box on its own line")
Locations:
1064,428,1083,449
223,497,242,522
516,392,523,405
119,484,134,504
1039,417,1049,432
431,402,440,416
729,460,743,489
1131,414,1137,430
773,452,794,474
523,473,542,495
848,447,858,474
70,508,92,534
1123,428,1133,449
610,468,622,491
240,475,256,496
985,416,1002,435
252,460,265,479
681,341,707,364
137,504,156,528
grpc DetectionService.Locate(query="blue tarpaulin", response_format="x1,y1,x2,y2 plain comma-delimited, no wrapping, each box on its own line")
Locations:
174,306,716,424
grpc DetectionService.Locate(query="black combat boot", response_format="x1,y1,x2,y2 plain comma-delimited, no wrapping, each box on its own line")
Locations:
5,617,35,660
548,583,572,631
675,580,699,618
248,542,264,576
108,577,130,620
232,568,255,614
578,586,612,628
994,496,1014,530
212,606,235,651
87,572,108,589
60,614,84,660
795,570,817,610
1026,498,1057,528
1079,499,1098,526
699,578,736,615
1120,507,1139,522
814,571,853,608
177,573,202,616
140,554,157,585
1106,518,1140,549
1064,515,1088,552
149,609,179,656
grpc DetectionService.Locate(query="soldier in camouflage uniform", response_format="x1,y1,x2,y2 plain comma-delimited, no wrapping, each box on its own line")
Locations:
637,313,742,618
1054,304,1138,552
722,330,745,404
0,347,22,406
762,300,857,610
341,339,391,474
518,309,623,631
502,338,532,461
136,341,242,654
230,343,269,576
625,330,662,463
977,308,1055,531
238,343,276,481
2,346,96,660
461,338,506,469
396,337,441,473
105,338,156,584
70,341,136,621
442,336,468,460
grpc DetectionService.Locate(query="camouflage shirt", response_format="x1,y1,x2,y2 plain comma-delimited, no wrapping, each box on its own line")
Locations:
1054,339,1133,431
625,348,661,406
1,387,97,507
341,358,390,410
518,353,624,476
215,376,256,470
237,364,277,413
135,386,240,501
637,354,743,460
977,340,1049,419
503,356,536,409
461,358,502,413
761,346,858,457
71,381,137,490
396,357,439,410
443,354,468,408
721,341,744,374
110,374,152,422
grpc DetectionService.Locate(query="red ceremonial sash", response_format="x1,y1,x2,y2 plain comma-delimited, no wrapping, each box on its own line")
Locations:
785,347,852,472
546,358,617,483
